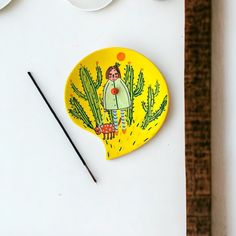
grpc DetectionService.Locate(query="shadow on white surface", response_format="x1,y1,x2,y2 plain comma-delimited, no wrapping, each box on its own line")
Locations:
0,0,20,12
212,0,230,235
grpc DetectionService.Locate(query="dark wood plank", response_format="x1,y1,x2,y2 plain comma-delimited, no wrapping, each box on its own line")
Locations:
185,0,211,235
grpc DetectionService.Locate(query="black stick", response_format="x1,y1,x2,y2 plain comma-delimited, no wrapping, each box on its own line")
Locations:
28,72,97,183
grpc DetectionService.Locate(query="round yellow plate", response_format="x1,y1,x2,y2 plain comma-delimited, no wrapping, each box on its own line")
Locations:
65,47,169,160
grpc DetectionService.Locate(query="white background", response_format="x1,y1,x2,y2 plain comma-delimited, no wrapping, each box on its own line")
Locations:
212,0,236,235
0,0,185,235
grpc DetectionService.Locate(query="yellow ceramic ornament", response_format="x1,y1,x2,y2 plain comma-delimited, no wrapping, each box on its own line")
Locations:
64,47,169,160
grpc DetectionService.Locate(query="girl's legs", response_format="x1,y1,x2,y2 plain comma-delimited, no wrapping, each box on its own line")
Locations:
112,110,119,134
120,109,126,133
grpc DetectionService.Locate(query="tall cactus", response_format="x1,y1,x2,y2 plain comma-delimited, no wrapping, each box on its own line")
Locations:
71,64,103,126
124,64,144,126
69,97,94,129
141,81,168,129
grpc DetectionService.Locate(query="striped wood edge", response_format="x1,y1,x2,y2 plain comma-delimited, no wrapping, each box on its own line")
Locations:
185,0,211,235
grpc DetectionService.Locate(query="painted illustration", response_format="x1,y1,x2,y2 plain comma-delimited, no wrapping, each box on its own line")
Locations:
65,48,169,160
103,65,131,134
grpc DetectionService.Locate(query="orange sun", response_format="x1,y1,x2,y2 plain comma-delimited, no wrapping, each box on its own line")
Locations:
117,52,126,61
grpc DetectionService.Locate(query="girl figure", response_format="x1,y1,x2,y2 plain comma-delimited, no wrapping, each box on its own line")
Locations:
103,66,131,134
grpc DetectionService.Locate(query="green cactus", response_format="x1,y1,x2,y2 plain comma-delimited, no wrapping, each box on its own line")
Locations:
107,110,114,124
124,64,145,126
71,64,103,126
71,83,87,100
69,97,94,129
95,63,103,89
141,81,168,129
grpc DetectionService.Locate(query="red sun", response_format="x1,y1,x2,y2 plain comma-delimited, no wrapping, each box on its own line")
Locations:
117,52,126,61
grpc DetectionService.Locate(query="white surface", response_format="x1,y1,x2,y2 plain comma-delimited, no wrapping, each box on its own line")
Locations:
68,0,112,11
0,0,11,10
212,0,236,235
0,0,185,236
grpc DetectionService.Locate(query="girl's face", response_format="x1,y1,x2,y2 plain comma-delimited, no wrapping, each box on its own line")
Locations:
108,68,119,81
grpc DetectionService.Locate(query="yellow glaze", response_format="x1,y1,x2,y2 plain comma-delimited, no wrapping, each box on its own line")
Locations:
65,47,169,160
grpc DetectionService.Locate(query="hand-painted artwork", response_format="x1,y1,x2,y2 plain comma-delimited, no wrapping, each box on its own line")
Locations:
64,47,169,160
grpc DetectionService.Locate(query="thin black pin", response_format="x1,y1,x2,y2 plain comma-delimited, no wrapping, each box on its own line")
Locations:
27,72,97,183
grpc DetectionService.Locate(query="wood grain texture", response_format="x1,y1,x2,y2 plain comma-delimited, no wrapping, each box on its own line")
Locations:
185,0,211,235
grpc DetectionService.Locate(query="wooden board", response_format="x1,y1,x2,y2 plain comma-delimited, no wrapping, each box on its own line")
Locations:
185,0,211,235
